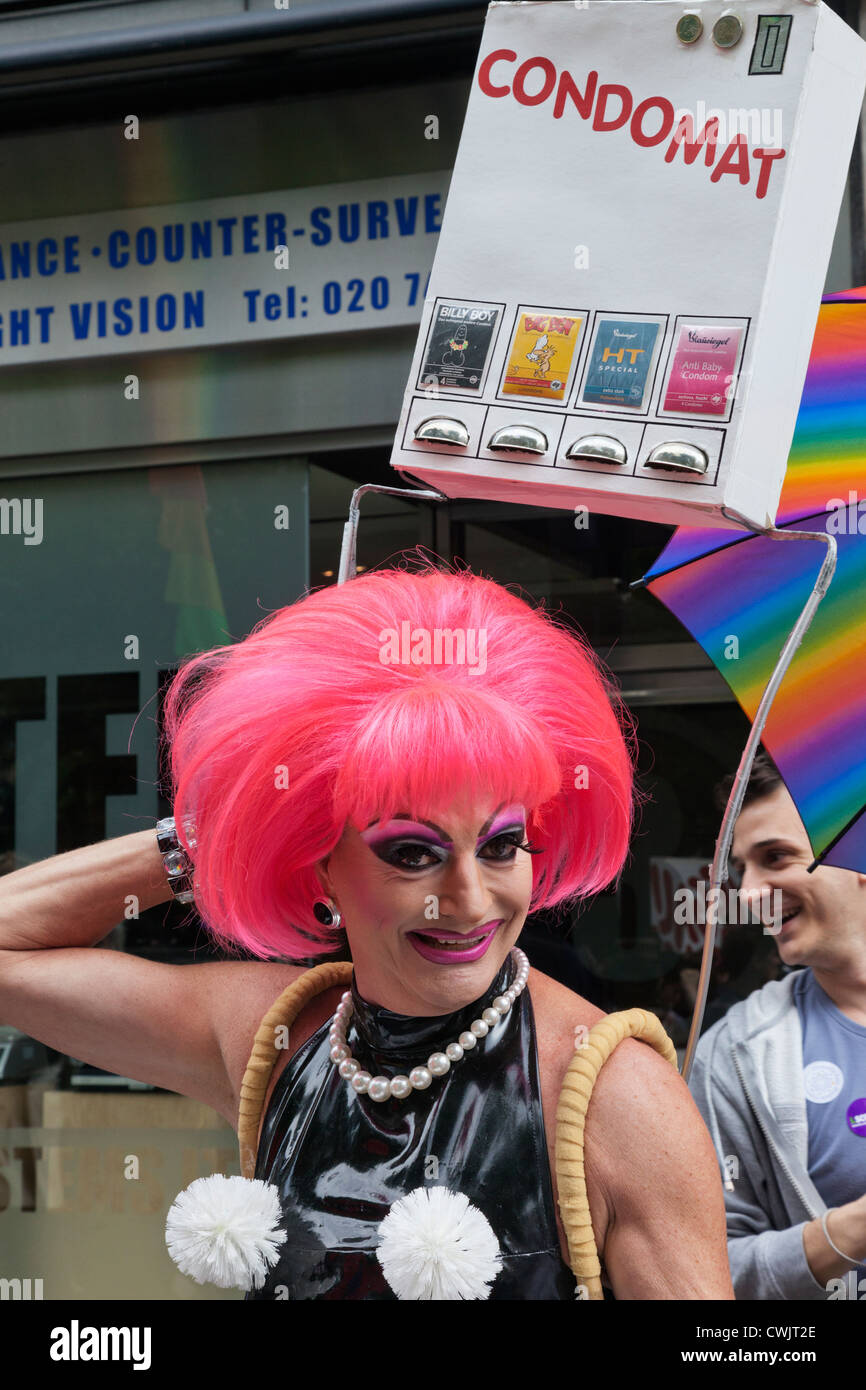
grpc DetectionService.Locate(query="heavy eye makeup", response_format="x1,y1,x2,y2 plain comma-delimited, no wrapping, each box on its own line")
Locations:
361,822,532,872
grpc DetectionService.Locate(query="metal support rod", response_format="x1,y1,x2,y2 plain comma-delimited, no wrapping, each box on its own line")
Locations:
337,482,450,585
680,522,837,1082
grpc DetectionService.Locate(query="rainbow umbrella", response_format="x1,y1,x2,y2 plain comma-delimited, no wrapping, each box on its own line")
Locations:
637,287,866,874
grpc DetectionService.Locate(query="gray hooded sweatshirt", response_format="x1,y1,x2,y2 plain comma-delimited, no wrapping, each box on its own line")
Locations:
689,970,830,1300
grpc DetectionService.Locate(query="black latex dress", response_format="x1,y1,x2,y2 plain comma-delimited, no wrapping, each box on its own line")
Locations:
247,951,578,1299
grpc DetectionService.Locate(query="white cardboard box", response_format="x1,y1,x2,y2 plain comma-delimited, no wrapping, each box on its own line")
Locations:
389,0,866,531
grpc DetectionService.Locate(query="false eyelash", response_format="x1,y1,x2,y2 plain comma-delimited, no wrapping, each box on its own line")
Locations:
489,822,542,856
493,831,542,857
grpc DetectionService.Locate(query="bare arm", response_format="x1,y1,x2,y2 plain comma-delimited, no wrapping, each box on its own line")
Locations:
0,829,171,952
0,832,298,1123
803,1196,866,1286
585,1039,735,1299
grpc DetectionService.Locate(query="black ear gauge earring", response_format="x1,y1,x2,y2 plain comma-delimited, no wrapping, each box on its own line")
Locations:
313,898,343,930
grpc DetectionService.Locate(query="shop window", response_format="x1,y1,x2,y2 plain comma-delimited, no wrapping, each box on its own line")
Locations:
0,457,306,1300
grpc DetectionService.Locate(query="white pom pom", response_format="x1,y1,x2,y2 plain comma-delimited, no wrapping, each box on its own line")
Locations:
165,1174,286,1291
376,1187,502,1300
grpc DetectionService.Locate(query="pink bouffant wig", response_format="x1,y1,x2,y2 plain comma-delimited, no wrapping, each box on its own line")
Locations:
162,555,640,960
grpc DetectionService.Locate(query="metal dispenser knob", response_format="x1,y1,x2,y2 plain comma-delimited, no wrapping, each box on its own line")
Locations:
487,423,549,455
643,441,710,475
565,434,628,466
413,417,470,448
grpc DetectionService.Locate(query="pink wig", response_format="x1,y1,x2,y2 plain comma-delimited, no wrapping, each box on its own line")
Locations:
162,555,640,960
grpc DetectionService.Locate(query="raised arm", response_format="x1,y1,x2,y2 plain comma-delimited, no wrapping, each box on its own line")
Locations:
0,831,287,1123
0,829,171,952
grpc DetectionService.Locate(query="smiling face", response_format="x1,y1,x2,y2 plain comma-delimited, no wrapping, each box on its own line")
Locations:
313,797,534,1016
730,784,866,972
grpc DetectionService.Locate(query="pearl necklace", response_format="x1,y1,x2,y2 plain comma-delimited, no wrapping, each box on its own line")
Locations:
328,947,530,1103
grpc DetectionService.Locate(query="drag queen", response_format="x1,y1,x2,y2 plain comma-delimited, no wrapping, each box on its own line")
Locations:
160,556,732,1300
0,557,733,1300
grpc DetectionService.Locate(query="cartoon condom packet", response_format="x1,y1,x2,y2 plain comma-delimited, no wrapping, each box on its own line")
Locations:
419,301,502,392
502,311,584,401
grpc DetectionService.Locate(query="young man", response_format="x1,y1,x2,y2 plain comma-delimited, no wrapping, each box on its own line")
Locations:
689,753,866,1300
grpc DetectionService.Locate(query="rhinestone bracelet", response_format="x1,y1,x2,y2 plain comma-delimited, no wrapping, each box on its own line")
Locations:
155,816,197,905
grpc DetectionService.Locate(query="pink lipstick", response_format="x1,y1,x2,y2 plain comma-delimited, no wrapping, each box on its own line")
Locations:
406,920,503,964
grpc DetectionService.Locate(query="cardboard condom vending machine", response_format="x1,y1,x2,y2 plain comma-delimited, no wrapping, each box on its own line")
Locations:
389,0,866,532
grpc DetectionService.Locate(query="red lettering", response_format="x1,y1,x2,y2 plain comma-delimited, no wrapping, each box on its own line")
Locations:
478,47,516,98
752,146,787,200
664,114,720,167
630,96,675,148
526,315,577,335
710,135,751,187
478,55,777,202
553,68,598,120
592,83,632,133
513,56,557,107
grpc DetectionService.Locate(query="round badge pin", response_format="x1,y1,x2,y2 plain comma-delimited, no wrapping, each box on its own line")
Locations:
803,1060,844,1103
846,1098,866,1137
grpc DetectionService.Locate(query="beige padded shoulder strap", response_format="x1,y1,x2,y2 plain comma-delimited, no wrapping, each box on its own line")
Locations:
237,972,678,1303
237,960,353,1178
554,1007,678,1299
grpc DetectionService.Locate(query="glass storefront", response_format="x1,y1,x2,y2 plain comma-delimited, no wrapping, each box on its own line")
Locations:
1,458,308,1299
